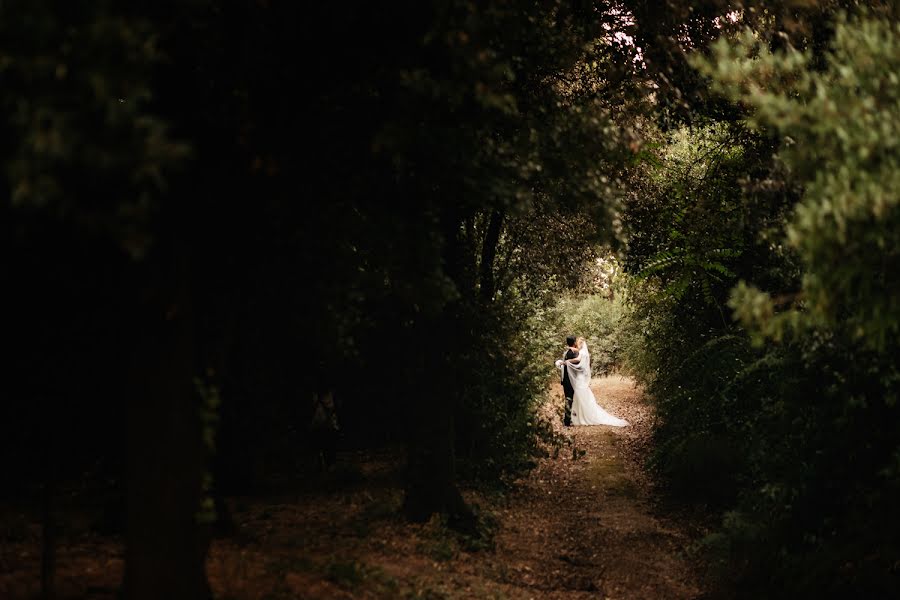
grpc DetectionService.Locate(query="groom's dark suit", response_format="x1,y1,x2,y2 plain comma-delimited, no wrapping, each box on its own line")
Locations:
561,347,578,426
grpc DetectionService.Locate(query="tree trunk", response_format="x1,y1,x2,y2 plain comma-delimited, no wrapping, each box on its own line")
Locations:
401,333,474,532
402,390,470,523
40,469,55,600
123,251,211,600
479,208,504,303
402,207,475,533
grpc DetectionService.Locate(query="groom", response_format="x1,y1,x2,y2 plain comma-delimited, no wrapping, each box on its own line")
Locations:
555,336,579,427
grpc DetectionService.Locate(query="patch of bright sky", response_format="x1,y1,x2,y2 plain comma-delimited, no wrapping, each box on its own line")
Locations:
591,5,743,89
601,8,643,66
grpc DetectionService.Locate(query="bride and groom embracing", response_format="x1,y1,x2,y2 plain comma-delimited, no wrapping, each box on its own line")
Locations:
555,336,628,427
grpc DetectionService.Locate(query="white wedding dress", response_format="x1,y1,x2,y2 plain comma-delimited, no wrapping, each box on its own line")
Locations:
565,342,629,427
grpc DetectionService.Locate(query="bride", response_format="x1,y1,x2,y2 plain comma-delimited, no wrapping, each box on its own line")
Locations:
565,337,629,427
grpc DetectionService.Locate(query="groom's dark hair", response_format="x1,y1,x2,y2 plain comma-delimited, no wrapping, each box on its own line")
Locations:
566,336,576,347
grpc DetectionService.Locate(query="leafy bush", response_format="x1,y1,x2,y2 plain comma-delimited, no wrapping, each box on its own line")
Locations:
553,291,628,376
618,120,783,501
687,15,900,597
452,308,553,484
536,256,629,376
620,13,900,599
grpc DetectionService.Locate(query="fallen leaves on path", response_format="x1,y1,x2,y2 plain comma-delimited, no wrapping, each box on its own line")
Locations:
207,375,705,599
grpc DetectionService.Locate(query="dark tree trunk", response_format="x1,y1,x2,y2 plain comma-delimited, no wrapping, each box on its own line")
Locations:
402,206,475,533
402,381,471,527
401,337,475,533
40,468,55,600
479,208,504,303
123,249,211,600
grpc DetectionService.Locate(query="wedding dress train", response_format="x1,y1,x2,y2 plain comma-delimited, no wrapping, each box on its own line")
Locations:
570,382,629,426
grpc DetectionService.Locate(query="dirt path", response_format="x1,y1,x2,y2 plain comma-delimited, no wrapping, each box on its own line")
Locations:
224,375,705,599
475,374,703,599
0,376,704,600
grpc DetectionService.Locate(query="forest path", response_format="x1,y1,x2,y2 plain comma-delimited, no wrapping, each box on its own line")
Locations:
474,374,704,599
208,375,706,599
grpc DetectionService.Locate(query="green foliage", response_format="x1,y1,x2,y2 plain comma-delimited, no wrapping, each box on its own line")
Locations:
550,289,628,376
691,16,900,597
11,4,899,597
453,305,560,484
2,1,630,530
625,123,754,317
526,253,629,381
695,15,900,349
619,120,773,419
0,1,190,258
621,13,900,598
451,257,626,484
276,3,633,506
356,3,636,500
